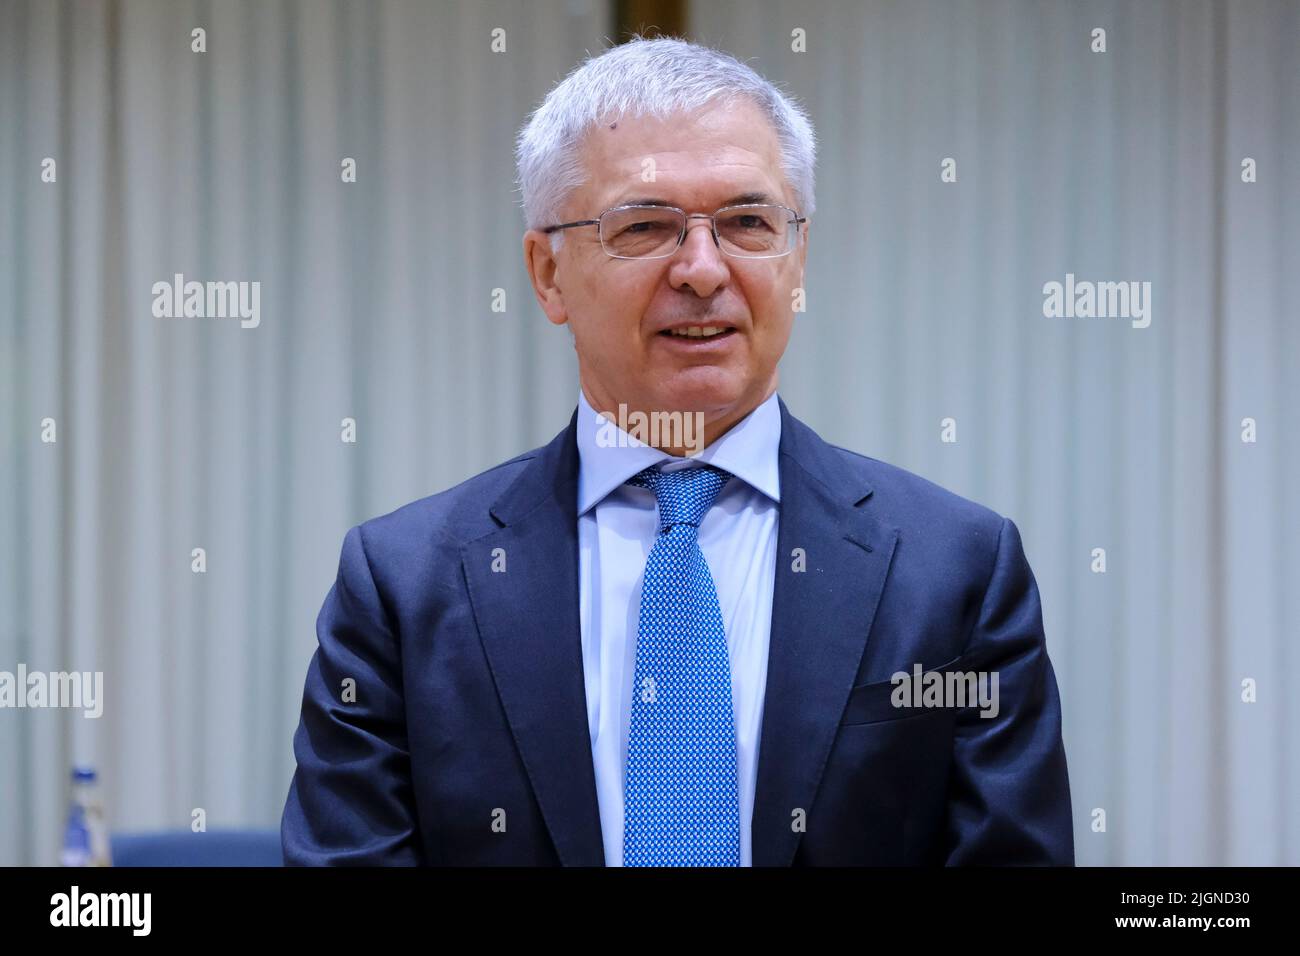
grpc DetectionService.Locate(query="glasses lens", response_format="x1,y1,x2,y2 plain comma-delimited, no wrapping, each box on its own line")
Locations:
600,206,684,258
716,205,792,257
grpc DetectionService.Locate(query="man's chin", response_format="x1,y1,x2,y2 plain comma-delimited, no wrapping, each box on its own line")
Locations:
593,362,772,425
650,377,748,418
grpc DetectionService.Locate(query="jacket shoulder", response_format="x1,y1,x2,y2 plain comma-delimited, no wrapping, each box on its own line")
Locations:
826,442,1008,548
343,444,540,595
357,447,538,554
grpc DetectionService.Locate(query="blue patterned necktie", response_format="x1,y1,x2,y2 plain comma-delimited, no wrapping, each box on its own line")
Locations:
622,463,741,866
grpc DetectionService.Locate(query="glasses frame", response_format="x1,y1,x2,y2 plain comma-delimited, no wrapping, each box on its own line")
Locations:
541,202,808,260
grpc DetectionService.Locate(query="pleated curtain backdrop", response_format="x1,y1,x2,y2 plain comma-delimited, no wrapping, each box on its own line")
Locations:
0,0,602,866
1,0,1296,866
690,0,1299,865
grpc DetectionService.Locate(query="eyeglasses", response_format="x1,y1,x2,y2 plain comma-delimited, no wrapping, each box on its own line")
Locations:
541,203,807,260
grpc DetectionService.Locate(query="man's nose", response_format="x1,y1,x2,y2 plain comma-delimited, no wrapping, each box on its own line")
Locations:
667,218,729,297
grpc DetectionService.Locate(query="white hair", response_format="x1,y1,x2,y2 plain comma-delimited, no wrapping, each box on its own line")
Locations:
514,35,817,243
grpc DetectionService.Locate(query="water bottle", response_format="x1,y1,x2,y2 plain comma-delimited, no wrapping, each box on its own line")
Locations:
60,766,112,867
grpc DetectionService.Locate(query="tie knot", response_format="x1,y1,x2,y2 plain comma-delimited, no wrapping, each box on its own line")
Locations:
627,464,732,532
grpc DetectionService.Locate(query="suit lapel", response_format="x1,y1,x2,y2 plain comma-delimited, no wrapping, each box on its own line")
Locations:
461,399,900,868
460,410,607,865
750,398,899,865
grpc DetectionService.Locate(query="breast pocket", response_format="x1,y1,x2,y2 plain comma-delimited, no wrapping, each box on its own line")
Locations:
838,653,965,726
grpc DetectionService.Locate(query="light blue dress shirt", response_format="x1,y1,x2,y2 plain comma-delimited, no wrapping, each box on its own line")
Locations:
575,389,782,866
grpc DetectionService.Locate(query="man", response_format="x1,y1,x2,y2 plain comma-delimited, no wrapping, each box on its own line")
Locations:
282,36,1073,866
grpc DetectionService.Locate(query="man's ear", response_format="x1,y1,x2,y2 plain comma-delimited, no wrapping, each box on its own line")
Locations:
523,230,569,327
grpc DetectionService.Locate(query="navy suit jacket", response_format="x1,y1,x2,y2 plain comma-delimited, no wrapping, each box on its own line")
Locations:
282,398,1074,865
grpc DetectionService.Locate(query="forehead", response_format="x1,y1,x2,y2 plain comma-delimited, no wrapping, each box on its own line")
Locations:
573,97,791,211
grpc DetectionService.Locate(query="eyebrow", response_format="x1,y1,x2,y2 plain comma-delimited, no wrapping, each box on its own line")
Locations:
614,191,776,208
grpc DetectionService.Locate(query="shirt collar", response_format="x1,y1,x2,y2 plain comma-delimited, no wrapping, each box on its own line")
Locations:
575,389,782,516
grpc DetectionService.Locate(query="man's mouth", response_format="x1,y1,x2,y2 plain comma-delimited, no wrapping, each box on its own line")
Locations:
657,325,738,341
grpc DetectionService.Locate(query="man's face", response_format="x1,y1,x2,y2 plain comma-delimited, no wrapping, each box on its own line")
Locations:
524,97,809,438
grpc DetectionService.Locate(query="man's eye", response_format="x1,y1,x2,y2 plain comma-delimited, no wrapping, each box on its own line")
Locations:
625,220,670,233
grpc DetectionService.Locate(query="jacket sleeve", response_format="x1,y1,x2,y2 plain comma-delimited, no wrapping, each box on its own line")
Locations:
943,516,1075,865
282,524,424,865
